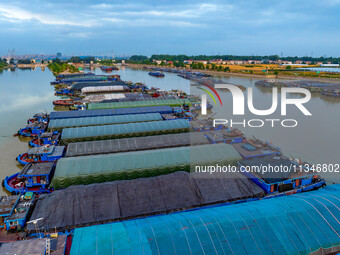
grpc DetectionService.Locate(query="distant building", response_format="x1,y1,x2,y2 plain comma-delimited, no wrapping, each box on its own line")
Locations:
320,64,340,67
194,60,208,65
56,52,62,58
209,59,223,64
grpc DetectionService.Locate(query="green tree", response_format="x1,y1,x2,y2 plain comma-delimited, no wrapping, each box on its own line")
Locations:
285,65,292,70
224,66,230,72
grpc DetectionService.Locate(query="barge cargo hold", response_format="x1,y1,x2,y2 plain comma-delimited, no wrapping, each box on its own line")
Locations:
81,85,130,94
65,132,209,157
70,80,128,91
68,184,340,255
82,93,126,103
49,106,173,119
50,143,242,189
28,170,263,232
87,98,191,110
48,113,163,131
59,119,191,144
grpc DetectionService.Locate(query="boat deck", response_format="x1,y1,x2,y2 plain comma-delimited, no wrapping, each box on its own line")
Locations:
239,156,312,184
0,195,19,216
232,140,280,159
18,162,54,176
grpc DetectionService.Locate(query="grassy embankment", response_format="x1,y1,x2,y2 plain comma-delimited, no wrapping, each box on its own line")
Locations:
48,62,79,75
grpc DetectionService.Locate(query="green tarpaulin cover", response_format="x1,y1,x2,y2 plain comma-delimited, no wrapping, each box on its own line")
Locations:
51,143,242,189
48,113,163,131
60,119,190,144
87,98,191,110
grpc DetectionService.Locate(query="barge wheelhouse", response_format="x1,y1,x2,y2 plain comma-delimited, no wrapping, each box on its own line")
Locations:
27,113,49,124
4,192,35,231
18,122,47,137
17,145,65,165
232,138,281,159
29,131,60,147
4,162,55,194
203,129,244,144
239,156,326,194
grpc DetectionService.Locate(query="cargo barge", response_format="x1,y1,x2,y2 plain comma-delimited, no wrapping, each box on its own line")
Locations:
148,71,165,77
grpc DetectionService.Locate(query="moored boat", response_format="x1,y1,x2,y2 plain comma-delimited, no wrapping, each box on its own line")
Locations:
3,162,55,194
16,145,65,165
29,131,60,147
148,71,165,77
18,122,47,137
53,98,82,106
27,113,49,124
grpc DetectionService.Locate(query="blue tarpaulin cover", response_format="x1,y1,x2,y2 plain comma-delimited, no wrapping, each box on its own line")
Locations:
70,184,340,255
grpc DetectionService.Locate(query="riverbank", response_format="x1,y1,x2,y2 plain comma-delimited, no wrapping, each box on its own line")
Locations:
126,63,340,83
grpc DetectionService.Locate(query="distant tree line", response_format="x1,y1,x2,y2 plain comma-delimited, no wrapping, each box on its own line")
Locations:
68,56,96,63
129,54,340,64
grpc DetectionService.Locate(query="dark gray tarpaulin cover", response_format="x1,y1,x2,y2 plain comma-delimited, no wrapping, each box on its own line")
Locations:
65,132,209,157
28,171,264,231
49,106,173,119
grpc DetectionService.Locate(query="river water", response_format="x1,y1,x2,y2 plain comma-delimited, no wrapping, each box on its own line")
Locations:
0,67,339,195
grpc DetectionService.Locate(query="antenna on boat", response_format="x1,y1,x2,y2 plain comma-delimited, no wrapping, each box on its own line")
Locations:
27,217,44,238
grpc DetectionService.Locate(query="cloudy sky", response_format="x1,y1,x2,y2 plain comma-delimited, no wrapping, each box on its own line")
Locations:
0,0,339,56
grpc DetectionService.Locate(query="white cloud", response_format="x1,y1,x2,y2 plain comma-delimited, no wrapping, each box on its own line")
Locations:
0,5,94,27
125,3,220,18
0,2,225,30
